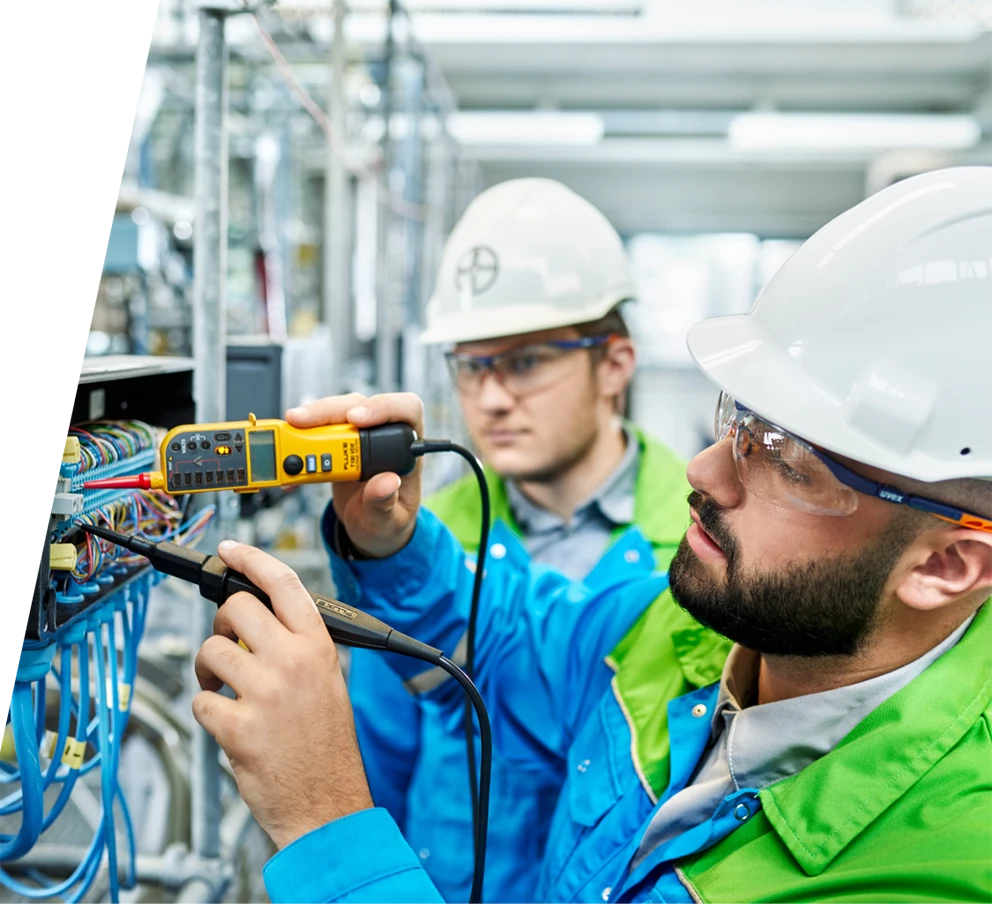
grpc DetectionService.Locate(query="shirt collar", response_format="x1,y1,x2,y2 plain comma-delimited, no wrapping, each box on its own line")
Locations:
709,614,975,792
506,424,639,533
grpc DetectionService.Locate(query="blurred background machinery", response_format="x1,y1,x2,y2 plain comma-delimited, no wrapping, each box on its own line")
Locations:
91,0,991,462
9,0,987,900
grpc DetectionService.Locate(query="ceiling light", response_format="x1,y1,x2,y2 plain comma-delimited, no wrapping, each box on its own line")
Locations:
446,111,604,145
728,113,981,151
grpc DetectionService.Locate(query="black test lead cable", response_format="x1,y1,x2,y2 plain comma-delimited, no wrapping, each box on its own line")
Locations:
77,522,492,904
411,439,491,890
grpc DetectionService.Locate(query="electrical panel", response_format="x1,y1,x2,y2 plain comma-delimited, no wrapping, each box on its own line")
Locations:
2,357,213,902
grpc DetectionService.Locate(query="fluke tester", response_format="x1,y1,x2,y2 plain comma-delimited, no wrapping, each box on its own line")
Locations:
82,414,417,495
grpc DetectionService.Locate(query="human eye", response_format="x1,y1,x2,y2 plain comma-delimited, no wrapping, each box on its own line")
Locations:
503,349,547,375
767,447,814,486
458,357,486,376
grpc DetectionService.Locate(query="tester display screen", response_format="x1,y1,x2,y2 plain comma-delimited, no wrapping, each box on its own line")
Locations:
248,430,276,482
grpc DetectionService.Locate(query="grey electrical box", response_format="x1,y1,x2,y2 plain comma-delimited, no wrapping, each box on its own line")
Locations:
226,341,284,421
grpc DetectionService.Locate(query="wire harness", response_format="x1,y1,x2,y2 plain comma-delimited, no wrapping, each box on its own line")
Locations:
2,421,215,902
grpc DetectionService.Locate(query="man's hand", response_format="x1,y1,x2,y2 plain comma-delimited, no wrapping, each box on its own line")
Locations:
285,392,425,558
192,541,373,850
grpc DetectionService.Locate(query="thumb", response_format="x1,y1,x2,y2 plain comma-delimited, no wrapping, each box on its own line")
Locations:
363,472,402,513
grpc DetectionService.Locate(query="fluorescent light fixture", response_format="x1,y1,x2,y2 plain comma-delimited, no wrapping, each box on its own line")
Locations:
729,113,981,151
447,111,604,145
333,0,642,11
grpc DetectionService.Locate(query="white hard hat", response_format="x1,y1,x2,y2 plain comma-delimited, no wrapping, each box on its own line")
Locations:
687,166,992,484
422,178,636,345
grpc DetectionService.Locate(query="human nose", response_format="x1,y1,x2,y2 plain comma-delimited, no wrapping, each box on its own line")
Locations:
473,367,516,413
686,437,744,510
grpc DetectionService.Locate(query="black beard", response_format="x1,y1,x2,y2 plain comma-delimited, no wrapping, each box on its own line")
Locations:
668,492,913,657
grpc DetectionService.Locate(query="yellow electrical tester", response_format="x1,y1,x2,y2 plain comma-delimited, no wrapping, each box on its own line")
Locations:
82,414,418,496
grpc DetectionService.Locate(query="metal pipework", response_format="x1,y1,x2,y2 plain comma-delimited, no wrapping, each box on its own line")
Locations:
326,0,351,394
192,4,228,866
374,0,400,393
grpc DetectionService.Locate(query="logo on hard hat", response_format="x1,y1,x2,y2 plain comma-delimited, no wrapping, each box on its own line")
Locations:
454,246,499,296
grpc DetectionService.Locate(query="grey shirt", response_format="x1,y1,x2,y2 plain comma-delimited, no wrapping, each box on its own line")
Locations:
505,426,640,582
631,614,975,869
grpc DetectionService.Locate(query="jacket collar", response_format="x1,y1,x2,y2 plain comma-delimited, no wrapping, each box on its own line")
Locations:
628,423,692,550
486,422,690,552
760,600,992,876
607,590,734,801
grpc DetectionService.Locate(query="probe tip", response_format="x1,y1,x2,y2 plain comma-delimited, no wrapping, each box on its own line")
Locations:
78,523,130,547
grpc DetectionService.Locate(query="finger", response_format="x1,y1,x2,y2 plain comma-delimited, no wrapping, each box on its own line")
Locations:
195,634,254,694
213,591,290,653
344,392,425,437
216,542,325,636
285,393,368,428
191,689,240,744
364,472,402,506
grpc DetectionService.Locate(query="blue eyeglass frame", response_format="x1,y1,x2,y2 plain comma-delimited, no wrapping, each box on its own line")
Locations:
723,397,991,534
444,333,617,373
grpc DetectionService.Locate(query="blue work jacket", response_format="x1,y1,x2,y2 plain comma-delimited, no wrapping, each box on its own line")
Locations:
342,520,661,901
266,508,729,903
343,429,692,901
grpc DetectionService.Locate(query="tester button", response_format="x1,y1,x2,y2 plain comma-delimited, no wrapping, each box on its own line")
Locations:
306,455,317,473
321,454,333,472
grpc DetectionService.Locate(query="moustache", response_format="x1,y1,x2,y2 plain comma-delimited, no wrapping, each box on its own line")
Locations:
687,490,738,562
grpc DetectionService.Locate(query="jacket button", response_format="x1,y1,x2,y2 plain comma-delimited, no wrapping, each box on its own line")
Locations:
602,887,612,901
418,848,430,860
624,550,640,564
692,703,708,718
490,543,507,559
577,758,590,773
734,803,750,821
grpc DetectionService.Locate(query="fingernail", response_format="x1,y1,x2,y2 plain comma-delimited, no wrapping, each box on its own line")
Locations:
374,477,401,501
287,407,307,418
218,540,238,552
349,405,369,420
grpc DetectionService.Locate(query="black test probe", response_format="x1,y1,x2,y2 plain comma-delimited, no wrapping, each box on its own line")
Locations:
78,522,492,903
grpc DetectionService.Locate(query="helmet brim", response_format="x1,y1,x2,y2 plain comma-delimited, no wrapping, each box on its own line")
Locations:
686,314,991,483
420,293,630,345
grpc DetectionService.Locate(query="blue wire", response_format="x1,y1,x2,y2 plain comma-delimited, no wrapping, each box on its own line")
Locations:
93,621,120,904
0,685,44,859
0,647,72,831
39,640,89,831
33,679,46,746
42,646,74,789
107,610,130,892
0,823,106,899
5,506,198,895
117,598,140,890
116,782,137,890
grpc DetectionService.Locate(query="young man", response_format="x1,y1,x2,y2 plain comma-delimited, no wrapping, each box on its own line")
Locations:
191,167,992,902
346,178,701,901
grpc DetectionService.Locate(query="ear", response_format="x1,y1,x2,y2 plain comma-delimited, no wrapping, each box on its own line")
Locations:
596,338,636,400
894,528,992,612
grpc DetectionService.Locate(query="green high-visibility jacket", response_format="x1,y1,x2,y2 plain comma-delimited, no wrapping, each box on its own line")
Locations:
347,424,707,902
428,423,692,566
608,588,992,902
275,503,991,903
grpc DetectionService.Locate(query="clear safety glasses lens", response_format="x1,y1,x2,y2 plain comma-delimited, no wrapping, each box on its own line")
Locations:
715,392,859,516
446,344,579,397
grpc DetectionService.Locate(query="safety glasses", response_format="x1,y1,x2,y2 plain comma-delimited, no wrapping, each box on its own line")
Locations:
715,392,992,533
445,334,617,398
